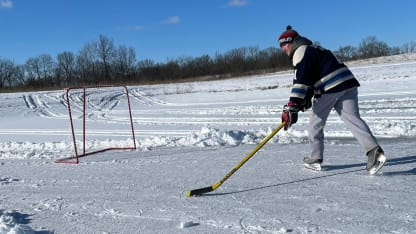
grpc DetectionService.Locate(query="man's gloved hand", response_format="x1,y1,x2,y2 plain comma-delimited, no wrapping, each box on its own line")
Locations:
281,102,300,130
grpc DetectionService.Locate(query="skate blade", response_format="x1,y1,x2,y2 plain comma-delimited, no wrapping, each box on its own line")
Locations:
304,163,321,171
368,154,386,175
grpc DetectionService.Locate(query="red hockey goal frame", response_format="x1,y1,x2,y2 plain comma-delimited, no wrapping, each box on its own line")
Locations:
55,85,136,164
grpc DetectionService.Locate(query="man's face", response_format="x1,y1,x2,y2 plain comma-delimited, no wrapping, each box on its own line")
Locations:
281,43,293,56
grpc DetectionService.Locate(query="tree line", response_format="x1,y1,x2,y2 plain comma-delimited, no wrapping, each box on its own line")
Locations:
1,35,415,91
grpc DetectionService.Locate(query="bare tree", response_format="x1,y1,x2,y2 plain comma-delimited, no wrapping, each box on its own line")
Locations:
24,54,56,87
114,45,136,80
137,59,157,81
335,45,358,61
191,54,212,77
25,57,41,80
224,48,246,74
358,36,391,58
97,35,116,81
0,59,14,88
77,42,100,84
39,54,56,79
400,41,416,53
57,51,76,85
25,54,55,80
0,59,24,88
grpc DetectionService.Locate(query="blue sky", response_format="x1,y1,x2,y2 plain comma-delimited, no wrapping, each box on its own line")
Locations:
1,0,415,64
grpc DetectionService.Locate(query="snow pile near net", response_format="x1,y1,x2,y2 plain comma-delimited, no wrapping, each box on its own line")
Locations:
0,141,72,159
2,123,415,159
0,127,304,159
137,127,306,150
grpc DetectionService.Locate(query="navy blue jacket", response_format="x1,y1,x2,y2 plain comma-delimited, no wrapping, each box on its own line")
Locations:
289,44,360,108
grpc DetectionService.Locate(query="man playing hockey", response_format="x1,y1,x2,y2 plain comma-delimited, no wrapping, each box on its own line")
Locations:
278,25,386,174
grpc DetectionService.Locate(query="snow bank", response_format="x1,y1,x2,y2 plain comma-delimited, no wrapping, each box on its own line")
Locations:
0,127,308,160
2,122,415,160
140,127,304,149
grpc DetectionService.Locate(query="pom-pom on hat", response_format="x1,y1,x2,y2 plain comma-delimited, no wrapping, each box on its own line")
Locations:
278,25,299,47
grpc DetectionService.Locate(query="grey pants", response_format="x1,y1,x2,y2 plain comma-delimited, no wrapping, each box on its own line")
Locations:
308,87,378,160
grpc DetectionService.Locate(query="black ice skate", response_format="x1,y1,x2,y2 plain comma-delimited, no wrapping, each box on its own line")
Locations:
366,146,386,175
303,157,323,171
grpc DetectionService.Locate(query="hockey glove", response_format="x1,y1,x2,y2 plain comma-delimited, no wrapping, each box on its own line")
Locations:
281,102,300,130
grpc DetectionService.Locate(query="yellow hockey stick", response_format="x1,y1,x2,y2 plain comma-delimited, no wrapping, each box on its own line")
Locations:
187,122,285,197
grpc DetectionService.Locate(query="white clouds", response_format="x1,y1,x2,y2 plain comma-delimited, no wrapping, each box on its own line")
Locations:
0,0,13,8
162,16,180,24
227,0,249,7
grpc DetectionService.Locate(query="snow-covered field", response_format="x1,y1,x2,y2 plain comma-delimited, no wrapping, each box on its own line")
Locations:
1,53,416,233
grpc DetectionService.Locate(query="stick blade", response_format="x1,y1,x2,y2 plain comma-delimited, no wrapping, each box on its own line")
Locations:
187,186,214,197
